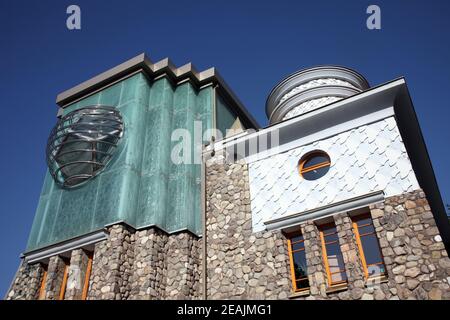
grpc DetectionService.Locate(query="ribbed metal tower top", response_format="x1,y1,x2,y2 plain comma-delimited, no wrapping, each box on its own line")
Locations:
266,66,370,124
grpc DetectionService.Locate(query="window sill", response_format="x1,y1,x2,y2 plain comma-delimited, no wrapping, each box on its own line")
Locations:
289,290,310,299
326,283,348,294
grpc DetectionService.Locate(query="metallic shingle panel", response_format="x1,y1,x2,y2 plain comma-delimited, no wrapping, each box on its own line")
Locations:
279,78,357,104
282,96,342,120
248,117,420,232
266,66,369,123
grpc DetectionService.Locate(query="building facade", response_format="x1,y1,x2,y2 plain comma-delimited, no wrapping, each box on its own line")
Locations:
6,54,450,300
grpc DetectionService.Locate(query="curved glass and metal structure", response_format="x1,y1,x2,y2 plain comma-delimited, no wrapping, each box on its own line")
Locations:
46,105,124,188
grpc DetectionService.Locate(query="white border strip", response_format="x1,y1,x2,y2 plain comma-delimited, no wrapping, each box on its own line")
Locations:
264,191,385,231
23,230,108,264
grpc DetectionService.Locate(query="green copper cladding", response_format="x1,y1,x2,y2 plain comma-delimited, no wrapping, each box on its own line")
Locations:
26,72,215,251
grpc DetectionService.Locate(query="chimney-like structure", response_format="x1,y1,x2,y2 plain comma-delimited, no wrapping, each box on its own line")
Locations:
265,66,370,124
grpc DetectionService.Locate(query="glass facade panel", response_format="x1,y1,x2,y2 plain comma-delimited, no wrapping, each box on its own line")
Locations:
216,94,237,139
26,73,216,251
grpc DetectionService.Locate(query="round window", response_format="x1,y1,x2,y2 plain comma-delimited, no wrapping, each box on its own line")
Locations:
299,151,330,180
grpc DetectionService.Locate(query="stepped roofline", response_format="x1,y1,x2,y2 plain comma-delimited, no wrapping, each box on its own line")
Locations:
56,53,260,129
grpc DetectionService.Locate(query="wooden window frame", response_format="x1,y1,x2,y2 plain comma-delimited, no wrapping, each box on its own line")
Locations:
58,258,70,300
81,251,94,300
287,232,310,292
38,264,48,300
298,152,331,178
352,214,387,280
319,223,347,287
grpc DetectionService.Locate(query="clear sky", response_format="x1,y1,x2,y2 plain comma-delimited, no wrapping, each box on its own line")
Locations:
0,0,449,296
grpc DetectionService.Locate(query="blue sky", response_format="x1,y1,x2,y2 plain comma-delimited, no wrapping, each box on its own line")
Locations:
0,0,449,296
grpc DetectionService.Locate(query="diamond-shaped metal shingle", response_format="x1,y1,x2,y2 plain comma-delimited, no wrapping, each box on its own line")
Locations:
248,117,420,232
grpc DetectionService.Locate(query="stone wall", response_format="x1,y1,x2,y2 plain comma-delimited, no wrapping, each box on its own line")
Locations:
6,156,450,300
301,221,328,297
87,224,134,300
6,261,44,300
367,191,450,300
44,255,68,300
7,223,202,300
87,224,202,300
65,249,90,300
164,232,202,299
129,227,202,300
130,228,168,299
205,158,292,299
204,155,450,300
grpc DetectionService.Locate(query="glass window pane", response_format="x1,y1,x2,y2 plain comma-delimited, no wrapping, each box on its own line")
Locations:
368,264,385,277
321,224,336,234
356,216,372,227
290,233,304,243
322,225,339,242
292,251,308,280
57,136,92,163
358,224,375,235
292,242,305,251
321,224,347,285
328,262,341,274
303,155,329,169
326,242,343,260
327,252,345,271
361,234,383,265
296,278,310,290
331,272,347,283
324,232,339,243
302,165,330,180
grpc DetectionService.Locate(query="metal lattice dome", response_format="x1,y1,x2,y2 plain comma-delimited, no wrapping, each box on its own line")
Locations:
46,105,124,188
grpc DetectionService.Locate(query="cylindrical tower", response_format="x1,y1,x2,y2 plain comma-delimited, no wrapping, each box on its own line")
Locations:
265,66,370,124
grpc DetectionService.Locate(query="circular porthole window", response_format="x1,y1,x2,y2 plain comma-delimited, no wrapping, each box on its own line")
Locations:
46,105,124,188
299,151,331,181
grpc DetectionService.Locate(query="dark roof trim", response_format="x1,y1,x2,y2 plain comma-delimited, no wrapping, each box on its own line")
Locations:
56,53,260,129
393,83,450,254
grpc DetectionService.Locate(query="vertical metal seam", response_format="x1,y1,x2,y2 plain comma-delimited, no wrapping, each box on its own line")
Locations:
201,146,207,300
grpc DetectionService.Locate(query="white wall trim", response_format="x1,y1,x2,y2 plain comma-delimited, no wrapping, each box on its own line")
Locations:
264,191,385,231
23,230,108,264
